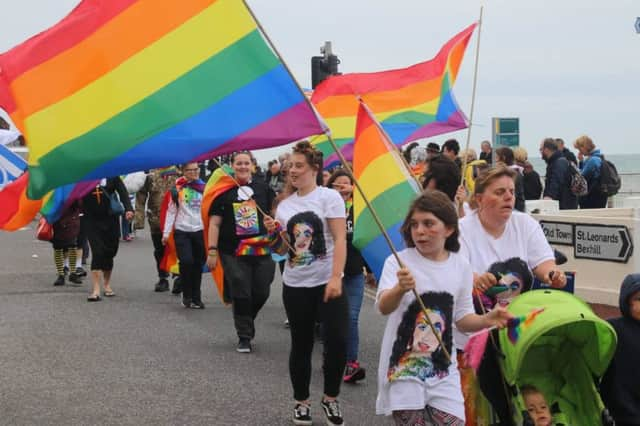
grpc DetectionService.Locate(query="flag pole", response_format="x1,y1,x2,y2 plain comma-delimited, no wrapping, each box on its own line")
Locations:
244,0,449,361
459,7,484,193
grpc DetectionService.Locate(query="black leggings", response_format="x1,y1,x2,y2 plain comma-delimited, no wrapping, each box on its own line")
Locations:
173,230,205,302
282,284,349,401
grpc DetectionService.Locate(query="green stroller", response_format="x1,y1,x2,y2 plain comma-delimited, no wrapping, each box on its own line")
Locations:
498,289,617,425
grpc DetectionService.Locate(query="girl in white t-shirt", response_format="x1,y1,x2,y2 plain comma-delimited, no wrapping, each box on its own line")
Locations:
265,141,348,426
376,190,511,425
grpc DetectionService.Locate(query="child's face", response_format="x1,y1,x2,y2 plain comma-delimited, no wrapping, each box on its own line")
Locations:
524,392,552,426
409,210,453,260
629,290,640,321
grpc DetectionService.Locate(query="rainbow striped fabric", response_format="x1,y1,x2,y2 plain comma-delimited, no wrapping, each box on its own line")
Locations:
507,308,545,345
0,0,324,199
0,172,96,230
352,102,420,279
311,23,476,168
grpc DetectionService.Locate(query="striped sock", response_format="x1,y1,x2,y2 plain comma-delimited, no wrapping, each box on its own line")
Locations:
68,248,78,273
54,249,64,276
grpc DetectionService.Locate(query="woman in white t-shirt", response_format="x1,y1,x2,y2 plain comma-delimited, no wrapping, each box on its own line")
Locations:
376,190,511,425
457,165,566,423
265,141,348,426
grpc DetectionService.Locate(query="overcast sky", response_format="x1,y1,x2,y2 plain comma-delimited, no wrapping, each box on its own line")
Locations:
1,0,638,163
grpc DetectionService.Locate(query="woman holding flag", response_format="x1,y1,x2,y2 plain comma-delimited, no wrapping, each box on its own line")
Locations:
205,151,276,354
265,140,349,426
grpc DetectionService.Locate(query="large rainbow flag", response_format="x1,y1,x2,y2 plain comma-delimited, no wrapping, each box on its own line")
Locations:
0,172,97,231
352,102,421,279
0,0,325,199
311,23,476,168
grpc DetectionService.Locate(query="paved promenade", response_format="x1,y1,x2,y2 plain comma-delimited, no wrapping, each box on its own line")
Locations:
0,226,388,425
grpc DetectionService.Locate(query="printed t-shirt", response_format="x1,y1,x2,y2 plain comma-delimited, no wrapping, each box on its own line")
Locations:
275,186,345,288
209,181,275,255
375,248,474,420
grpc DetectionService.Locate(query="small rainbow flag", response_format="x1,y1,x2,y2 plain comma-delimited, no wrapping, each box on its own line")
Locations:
0,0,324,199
0,172,97,230
352,102,420,279
311,23,475,168
507,308,545,345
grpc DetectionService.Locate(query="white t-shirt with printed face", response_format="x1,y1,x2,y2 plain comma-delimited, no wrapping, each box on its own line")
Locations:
454,210,555,348
275,186,346,288
375,248,474,420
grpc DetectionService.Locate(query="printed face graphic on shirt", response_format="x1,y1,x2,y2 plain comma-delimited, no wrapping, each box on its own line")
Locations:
411,310,445,355
233,199,259,236
388,291,453,382
180,187,202,211
484,258,533,309
287,211,327,267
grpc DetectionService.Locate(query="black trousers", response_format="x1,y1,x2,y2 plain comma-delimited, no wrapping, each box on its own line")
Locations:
173,230,205,303
151,232,169,279
220,253,275,339
283,284,349,401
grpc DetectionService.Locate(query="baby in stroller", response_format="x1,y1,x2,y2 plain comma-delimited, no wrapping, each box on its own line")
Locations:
521,385,552,426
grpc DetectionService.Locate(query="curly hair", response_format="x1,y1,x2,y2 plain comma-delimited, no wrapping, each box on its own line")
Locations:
292,140,323,172
389,291,454,374
400,190,460,252
286,211,327,258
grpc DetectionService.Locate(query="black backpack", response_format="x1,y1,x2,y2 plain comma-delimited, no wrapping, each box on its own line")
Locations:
598,155,621,196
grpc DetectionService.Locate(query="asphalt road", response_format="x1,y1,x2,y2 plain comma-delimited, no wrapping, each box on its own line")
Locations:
0,225,391,426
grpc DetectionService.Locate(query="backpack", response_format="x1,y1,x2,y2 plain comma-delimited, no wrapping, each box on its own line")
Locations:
598,155,621,196
568,162,588,196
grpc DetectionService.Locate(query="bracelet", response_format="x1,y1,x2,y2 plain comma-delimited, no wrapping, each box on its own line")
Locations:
208,251,218,257
208,245,218,250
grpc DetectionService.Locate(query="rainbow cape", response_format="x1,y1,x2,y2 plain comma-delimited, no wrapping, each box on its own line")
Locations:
201,165,236,302
0,171,97,231
311,23,475,168
507,308,545,345
352,102,421,279
0,0,325,199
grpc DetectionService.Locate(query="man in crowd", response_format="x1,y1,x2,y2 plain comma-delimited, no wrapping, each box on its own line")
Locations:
555,138,578,165
541,138,578,209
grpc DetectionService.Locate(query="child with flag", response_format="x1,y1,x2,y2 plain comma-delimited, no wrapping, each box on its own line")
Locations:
375,190,511,425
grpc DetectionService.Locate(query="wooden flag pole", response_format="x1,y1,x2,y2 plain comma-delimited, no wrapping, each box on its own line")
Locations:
459,7,484,192
244,0,449,361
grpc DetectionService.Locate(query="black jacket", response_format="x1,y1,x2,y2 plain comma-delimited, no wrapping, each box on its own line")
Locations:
543,151,577,210
561,147,577,165
600,274,640,425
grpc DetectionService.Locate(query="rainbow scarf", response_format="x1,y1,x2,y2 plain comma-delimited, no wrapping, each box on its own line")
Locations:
235,235,272,256
312,23,475,168
507,308,545,345
0,0,324,199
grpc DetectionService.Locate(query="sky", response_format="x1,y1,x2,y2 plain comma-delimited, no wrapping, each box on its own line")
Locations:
1,0,639,165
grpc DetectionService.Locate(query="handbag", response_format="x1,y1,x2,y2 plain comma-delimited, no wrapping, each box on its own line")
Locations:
36,217,54,241
105,188,125,216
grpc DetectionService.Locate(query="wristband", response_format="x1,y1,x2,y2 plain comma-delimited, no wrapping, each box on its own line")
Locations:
208,245,218,250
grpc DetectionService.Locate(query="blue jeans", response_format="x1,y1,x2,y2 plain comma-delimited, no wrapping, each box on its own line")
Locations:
343,273,365,361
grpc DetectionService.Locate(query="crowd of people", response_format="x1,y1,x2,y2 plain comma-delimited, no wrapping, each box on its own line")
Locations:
43,136,636,426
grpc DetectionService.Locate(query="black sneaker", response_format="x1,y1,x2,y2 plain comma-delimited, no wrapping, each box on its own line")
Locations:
343,361,366,383
181,298,192,308
154,278,169,292
190,300,205,309
236,338,251,353
293,403,312,426
68,273,83,286
320,399,344,425
53,275,65,286
171,277,182,294
75,267,87,277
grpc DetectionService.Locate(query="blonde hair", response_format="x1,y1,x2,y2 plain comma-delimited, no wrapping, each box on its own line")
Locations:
573,135,595,153
513,147,528,163
459,148,477,163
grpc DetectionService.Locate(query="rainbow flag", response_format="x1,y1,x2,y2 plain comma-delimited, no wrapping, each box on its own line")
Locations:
0,172,96,230
352,102,420,279
507,308,545,345
0,0,325,199
311,23,475,168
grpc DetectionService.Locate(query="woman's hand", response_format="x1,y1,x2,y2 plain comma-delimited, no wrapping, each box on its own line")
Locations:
263,215,278,233
546,269,567,288
396,268,415,293
206,253,218,270
161,236,169,246
485,305,513,329
455,185,467,205
323,276,342,302
474,272,498,293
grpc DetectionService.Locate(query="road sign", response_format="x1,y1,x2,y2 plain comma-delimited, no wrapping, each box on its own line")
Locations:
574,224,633,263
635,17,640,34
492,117,519,148
540,221,574,246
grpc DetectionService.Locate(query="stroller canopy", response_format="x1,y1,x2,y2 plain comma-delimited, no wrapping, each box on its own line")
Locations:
499,289,617,385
